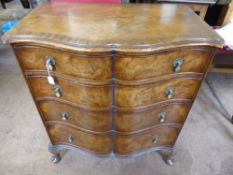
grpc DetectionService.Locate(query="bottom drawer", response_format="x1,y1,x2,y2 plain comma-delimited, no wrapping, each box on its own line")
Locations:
114,126,180,154
47,124,112,154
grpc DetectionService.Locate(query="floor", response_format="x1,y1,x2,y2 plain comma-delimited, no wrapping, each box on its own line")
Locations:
0,44,233,175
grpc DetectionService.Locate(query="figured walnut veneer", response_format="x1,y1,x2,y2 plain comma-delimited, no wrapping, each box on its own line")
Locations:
115,102,191,132
38,100,112,132
114,126,181,154
115,47,212,80
27,75,113,109
47,124,112,154
14,46,113,81
115,77,201,108
2,3,223,163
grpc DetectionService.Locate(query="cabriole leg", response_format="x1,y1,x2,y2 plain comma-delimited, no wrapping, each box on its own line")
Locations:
158,148,176,166
48,143,61,164
50,153,61,164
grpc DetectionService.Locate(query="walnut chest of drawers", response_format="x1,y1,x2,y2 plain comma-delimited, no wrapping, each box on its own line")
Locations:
2,3,224,165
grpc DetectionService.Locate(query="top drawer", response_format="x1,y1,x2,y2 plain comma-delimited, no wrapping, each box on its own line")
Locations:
13,46,112,81
115,47,213,80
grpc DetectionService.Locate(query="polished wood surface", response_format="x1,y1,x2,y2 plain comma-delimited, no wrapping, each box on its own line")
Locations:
116,77,201,108
38,100,112,132
14,45,112,81
27,72,200,109
114,126,180,154
26,75,112,109
115,47,212,80
2,3,224,163
2,3,223,52
115,102,191,132
47,124,112,154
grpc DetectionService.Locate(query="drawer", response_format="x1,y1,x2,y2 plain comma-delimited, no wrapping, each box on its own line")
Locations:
114,126,180,154
13,46,112,80
47,124,112,154
115,103,191,132
27,75,112,109
115,48,212,80
115,78,200,108
38,100,112,132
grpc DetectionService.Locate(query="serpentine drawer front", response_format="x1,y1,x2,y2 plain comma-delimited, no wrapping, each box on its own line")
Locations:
26,74,113,108
14,46,113,81
115,102,191,132
2,3,223,165
114,126,181,154
47,124,112,154
38,100,112,132
115,47,212,80
115,77,201,108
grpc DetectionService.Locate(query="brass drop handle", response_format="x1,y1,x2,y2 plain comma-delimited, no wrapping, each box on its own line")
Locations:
173,58,184,73
45,56,56,71
67,134,74,143
152,135,159,144
165,87,174,99
61,112,69,121
54,86,62,97
158,112,166,123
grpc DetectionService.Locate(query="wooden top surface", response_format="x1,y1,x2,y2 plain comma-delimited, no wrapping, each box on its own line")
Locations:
2,3,224,52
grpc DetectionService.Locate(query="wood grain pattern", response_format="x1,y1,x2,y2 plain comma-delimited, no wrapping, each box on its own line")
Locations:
115,102,191,132
2,3,224,52
2,3,223,161
114,126,180,154
47,124,112,154
115,47,211,80
115,78,201,108
26,75,113,109
38,100,112,132
14,45,112,80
